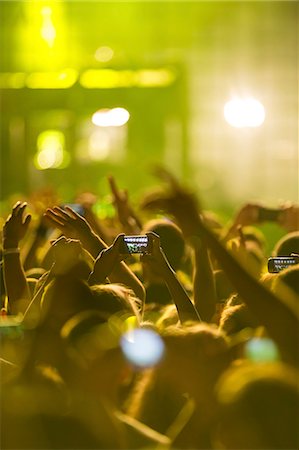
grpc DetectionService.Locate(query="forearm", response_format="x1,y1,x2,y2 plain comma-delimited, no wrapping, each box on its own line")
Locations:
192,240,217,322
88,242,146,302
80,231,107,258
110,263,146,302
3,250,31,315
161,262,201,324
195,220,299,364
23,233,45,270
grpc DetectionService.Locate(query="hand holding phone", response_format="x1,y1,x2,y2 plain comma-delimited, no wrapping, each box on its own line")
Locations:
120,235,152,255
268,255,299,273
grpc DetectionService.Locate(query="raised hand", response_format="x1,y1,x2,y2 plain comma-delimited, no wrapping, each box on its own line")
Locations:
89,233,125,285
44,205,92,240
141,232,201,324
141,173,201,239
2,202,32,314
140,231,170,274
108,175,142,233
3,202,31,248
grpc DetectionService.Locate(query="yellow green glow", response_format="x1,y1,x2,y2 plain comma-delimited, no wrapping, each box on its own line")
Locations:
80,69,136,89
224,97,265,128
41,6,56,47
92,108,130,127
35,130,70,170
20,2,67,71
26,69,78,89
80,68,176,89
137,69,176,87
1,68,175,90
0,73,26,89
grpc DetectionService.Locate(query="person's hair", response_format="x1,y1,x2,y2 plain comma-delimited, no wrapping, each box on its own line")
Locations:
215,363,299,449
273,231,299,256
272,265,299,297
41,281,140,333
142,219,185,270
90,283,141,323
219,303,260,336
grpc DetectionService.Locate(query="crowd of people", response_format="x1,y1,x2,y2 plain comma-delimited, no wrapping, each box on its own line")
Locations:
1,169,299,449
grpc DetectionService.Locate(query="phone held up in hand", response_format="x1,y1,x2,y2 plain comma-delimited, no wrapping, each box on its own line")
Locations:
120,235,152,255
268,255,299,273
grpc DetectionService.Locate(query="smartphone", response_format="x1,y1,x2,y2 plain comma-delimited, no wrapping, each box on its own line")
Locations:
268,256,299,273
258,207,281,222
62,203,85,216
120,235,152,255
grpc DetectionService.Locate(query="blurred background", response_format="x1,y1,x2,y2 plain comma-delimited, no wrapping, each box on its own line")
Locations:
0,1,298,217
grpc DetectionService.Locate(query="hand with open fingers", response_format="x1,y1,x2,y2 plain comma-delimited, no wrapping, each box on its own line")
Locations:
142,183,201,239
108,175,142,231
3,201,32,248
44,205,93,240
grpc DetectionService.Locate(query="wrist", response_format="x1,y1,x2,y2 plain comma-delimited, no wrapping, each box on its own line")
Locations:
3,239,19,250
2,247,20,255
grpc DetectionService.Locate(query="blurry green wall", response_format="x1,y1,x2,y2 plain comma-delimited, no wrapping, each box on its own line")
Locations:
0,1,298,216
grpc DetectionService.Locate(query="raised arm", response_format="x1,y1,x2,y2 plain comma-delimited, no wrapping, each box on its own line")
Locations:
44,206,145,302
2,202,32,315
108,175,142,234
141,232,201,324
143,174,299,365
224,202,299,242
141,178,216,322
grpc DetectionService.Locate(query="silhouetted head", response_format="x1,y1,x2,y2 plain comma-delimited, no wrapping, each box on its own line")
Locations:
215,363,299,449
142,219,185,275
273,231,299,256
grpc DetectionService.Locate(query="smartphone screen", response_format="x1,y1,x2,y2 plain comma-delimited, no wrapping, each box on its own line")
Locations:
268,256,299,273
120,235,151,254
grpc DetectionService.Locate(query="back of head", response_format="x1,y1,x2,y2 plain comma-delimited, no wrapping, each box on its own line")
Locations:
273,231,299,256
90,284,141,323
143,219,185,271
272,264,299,298
215,363,299,449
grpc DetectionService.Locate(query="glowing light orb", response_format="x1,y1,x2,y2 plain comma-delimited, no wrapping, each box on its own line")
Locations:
224,97,265,128
245,338,280,363
121,328,165,368
95,46,114,62
92,108,130,127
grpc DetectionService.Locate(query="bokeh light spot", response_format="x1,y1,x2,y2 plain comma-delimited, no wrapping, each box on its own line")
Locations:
121,328,165,368
224,97,265,128
92,108,130,127
245,337,280,363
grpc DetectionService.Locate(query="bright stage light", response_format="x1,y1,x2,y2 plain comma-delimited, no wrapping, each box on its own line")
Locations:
92,108,130,127
224,97,265,128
